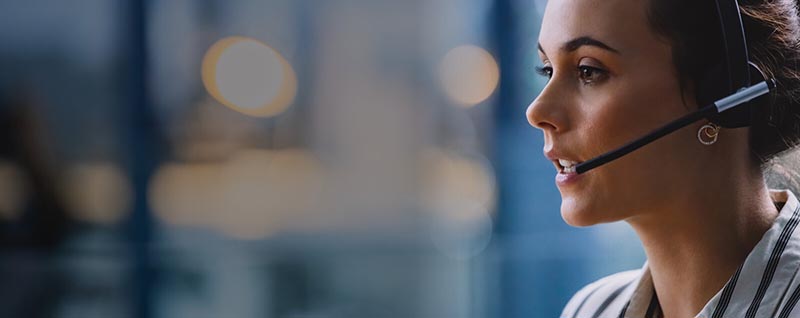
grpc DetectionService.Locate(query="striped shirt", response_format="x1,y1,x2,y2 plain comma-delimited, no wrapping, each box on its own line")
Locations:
561,189,800,318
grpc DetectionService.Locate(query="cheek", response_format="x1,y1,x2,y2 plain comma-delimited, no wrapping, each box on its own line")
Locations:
577,90,642,160
580,72,689,165
562,82,691,224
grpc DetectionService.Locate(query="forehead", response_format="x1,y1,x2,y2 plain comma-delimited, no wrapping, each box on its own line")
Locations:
539,0,658,55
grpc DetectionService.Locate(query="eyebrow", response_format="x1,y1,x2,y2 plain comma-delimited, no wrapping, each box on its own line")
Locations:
538,36,621,55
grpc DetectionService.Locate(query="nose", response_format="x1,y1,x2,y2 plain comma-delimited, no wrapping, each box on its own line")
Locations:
525,84,567,132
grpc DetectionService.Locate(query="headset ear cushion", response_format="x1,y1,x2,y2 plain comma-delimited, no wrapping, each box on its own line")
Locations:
706,62,776,128
696,61,729,108
699,62,753,128
747,62,780,127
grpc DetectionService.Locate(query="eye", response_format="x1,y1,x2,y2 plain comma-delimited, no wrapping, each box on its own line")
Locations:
577,65,609,85
535,65,553,79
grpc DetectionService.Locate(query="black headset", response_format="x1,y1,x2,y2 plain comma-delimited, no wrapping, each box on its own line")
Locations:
574,0,777,174
700,0,777,128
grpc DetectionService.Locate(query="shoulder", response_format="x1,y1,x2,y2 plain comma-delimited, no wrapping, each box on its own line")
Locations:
560,269,641,318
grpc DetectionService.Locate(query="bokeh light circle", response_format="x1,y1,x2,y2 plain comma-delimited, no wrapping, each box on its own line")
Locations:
420,148,497,260
148,149,324,241
202,36,297,117
62,162,132,225
439,45,500,107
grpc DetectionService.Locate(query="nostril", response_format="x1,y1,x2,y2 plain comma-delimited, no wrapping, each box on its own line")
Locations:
528,117,558,132
536,121,558,131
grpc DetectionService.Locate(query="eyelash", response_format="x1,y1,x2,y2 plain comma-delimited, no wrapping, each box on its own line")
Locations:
535,65,609,85
535,65,553,78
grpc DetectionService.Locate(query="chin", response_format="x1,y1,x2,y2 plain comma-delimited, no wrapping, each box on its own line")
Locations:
561,209,598,227
560,197,606,227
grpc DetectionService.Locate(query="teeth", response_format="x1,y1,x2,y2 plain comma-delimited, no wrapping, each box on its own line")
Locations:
558,159,579,174
558,159,578,167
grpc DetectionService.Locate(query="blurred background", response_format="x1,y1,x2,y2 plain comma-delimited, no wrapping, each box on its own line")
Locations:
0,0,647,317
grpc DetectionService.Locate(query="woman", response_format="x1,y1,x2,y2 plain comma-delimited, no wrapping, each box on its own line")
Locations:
526,0,800,317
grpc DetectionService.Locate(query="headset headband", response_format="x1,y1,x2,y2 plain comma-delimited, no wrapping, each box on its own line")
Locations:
704,0,769,128
715,0,751,91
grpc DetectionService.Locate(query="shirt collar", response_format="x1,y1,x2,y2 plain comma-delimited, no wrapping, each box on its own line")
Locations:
622,189,800,318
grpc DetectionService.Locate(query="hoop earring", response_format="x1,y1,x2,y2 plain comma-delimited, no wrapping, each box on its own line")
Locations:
697,122,720,145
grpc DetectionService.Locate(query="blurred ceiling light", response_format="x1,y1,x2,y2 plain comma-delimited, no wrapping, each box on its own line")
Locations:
0,160,29,221
213,148,324,240
438,45,500,107
213,149,278,240
149,149,324,240
421,148,496,220
62,162,132,225
420,148,497,259
149,163,223,227
201,36,297,118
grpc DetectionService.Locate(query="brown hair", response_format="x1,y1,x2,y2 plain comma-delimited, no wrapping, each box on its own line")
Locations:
647,0,800,189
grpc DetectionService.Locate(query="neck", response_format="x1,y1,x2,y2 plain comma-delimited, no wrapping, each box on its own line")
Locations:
626,166,778,318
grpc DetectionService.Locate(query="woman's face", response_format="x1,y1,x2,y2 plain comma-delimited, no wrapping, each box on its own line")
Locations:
527,0,710,226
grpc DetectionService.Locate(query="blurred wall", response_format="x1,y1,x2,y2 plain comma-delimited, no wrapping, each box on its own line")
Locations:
0,1,646,318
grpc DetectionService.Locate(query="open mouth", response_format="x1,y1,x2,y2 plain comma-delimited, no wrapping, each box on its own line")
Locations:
557,159,580,174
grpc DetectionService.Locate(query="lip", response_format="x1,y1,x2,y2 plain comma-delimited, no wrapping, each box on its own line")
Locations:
556,170,584,186
544,149,587,186
544,150,584,173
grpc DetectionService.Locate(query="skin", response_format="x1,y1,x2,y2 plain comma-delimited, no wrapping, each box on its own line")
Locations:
526,0,780,317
